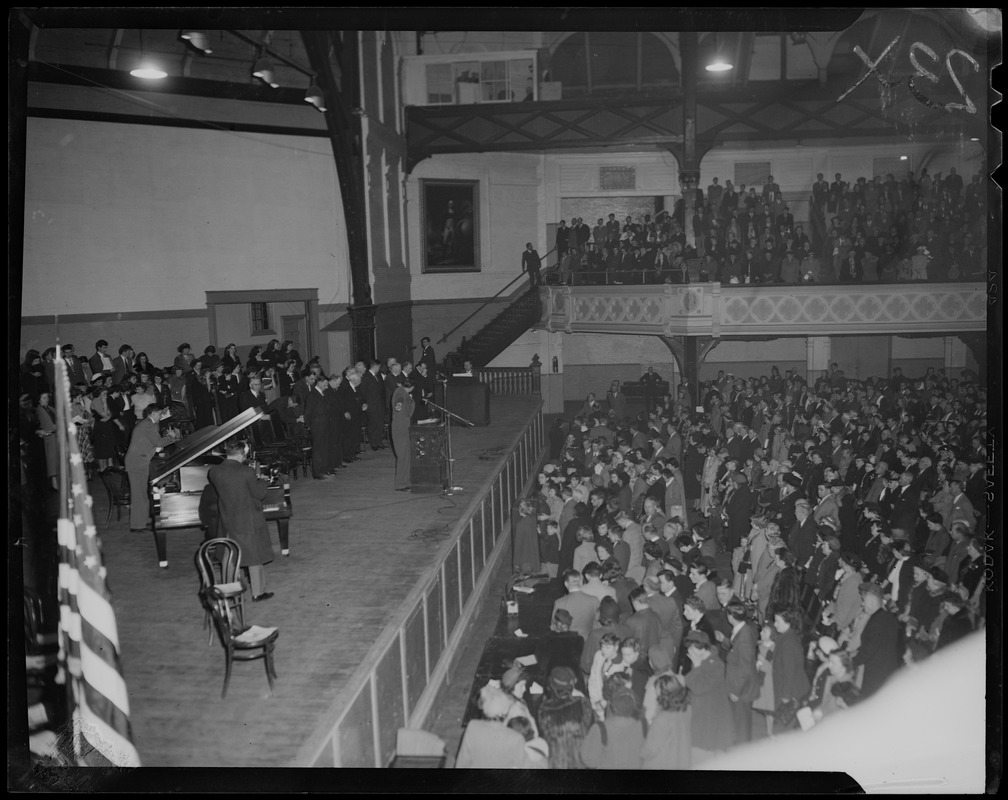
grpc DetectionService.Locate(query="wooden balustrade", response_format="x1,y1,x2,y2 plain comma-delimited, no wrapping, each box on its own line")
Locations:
476,366,541,396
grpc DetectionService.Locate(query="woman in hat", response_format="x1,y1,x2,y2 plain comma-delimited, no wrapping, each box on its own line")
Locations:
803,636,841,713
500,665,538,736
537,665,595,769
814,649,858,721
173,342,196,375
455,684,539,769
767,547,802,623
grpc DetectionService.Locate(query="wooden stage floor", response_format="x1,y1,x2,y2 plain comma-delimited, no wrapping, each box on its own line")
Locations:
95,397,541,768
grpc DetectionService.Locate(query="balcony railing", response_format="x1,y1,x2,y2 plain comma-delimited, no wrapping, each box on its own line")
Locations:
537,281,987,338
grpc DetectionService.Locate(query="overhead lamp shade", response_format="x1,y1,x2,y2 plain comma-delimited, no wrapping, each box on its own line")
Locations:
129,64,168,80
305,83,327,112
252,57,279,88
704,35,733,72
180,30,212,54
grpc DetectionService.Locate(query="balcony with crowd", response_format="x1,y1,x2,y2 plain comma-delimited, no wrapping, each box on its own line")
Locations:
544,168,988,287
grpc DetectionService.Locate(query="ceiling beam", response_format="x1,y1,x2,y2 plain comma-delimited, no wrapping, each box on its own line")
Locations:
26,61,309,105
301,29,374,335
107,28,124,70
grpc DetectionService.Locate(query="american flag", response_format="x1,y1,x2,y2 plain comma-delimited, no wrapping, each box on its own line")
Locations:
54,354,141,767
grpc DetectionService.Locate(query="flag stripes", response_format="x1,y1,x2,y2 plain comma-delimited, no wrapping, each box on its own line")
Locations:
54,354,141,767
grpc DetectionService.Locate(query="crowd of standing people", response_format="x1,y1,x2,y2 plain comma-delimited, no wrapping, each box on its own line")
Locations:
457,360,987,769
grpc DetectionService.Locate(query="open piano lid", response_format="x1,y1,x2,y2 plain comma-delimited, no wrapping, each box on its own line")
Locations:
149,406,265,486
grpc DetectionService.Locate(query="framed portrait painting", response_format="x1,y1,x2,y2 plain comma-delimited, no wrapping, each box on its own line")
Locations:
421,179,480,272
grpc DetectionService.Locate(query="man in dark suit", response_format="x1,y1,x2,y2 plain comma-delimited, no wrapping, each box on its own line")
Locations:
555,219,570,258
111,344,135,385
324,374,346,472
360,360,386,451
649,570,685,666
625,586,662,656
239,375,267,413
207,440,276,601
89,338,114,377
419,337,437,375
723,600,759,744
851,582,900,698
640,365,663,414
532,608,586,695
521,242,542,287
291,371,316,406
304,376,332,480
889,471,920,534
383,359,403,417
724,472,755,552
935,593,974,651
339,370,365,462
61,343,90,387
787,498,818,571
551,569,600,645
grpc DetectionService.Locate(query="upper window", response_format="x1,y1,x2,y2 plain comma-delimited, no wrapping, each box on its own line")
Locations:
424,57,534,105
551,32,679,98
250,302,273,335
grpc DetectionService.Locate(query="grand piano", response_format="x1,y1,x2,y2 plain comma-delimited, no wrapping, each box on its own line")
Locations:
147,407,292,568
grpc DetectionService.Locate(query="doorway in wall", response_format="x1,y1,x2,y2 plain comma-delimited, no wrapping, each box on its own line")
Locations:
281,315,305,355
205,288,324,367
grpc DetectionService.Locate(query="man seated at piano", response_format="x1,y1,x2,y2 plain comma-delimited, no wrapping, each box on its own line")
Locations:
207,440,277,602
452,359,475,380
125,404,180,531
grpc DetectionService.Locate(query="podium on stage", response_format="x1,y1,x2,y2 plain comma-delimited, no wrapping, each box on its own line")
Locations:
409,422,448,491
433,379,490,427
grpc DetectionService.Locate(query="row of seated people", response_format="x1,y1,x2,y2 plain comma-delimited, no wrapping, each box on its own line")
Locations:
455,363,985,768
548,166,987,286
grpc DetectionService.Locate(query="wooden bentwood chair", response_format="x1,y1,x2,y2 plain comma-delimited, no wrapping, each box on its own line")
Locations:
196,539,279,698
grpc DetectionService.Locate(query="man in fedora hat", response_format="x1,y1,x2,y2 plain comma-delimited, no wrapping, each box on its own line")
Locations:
787,498,818,572
852,581,900,698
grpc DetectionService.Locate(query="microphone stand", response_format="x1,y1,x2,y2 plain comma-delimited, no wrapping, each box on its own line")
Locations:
425,388,474,495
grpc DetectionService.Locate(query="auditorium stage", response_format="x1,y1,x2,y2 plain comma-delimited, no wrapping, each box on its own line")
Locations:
94,397,543,768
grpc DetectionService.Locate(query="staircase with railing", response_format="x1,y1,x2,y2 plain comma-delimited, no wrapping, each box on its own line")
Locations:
440,248,557,374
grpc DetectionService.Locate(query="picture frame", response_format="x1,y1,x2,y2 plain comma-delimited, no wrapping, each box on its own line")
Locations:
421,179,480,273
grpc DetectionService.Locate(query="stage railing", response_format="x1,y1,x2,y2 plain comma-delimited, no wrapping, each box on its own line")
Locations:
476,366,541,397
295,400,546,767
